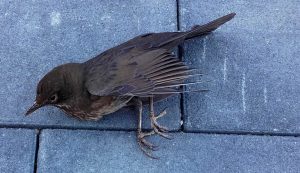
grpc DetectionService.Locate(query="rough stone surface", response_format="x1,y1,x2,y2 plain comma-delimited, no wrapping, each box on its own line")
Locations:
0,0,180,130
0,128,36,173
1,1,300,172
180,0,300,133
38,129,300,173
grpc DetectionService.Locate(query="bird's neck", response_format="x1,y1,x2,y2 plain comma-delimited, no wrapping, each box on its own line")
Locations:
60,63,86,96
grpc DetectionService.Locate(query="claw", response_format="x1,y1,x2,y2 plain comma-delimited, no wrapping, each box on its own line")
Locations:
137,131,159,159
153,127,173,139
149,108,173,140
138,131,158,150
156,108,167,119
152,121,169,132
139,145,159,159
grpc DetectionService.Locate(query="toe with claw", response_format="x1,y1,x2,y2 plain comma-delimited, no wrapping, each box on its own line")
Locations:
137,131,159,159
150,108,173,140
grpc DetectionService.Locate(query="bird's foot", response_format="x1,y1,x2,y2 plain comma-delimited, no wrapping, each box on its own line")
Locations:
137,130,159,159
150,108,173,139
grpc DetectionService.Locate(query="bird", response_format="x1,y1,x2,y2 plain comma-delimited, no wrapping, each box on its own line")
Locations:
26,13,235,158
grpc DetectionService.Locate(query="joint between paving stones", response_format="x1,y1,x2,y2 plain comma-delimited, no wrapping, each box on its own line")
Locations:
34,129,41,173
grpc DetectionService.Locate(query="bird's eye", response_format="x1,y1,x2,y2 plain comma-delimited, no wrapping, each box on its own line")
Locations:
49,94,58,102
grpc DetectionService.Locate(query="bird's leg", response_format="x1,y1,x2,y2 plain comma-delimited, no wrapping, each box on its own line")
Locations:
134,98,158,159
149,96,172,139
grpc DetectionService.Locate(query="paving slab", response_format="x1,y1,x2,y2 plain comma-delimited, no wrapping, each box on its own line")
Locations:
0,128,36,173
0,0,180,130
179,0,300,134
38,129,300,173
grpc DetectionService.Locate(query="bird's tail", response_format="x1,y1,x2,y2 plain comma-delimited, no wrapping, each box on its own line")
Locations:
185,13,236,40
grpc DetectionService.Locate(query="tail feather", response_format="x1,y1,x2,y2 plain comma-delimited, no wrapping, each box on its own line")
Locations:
186,13,236,39
157,13,235,48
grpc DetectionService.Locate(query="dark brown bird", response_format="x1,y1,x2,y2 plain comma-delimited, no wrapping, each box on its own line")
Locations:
26,13,235,158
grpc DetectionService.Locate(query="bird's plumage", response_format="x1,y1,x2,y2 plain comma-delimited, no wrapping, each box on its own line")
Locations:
26,13,236,157
84,49,192,97
83,13,235,99
27,13,235,119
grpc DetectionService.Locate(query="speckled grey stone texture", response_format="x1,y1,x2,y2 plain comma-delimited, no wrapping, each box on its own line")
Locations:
0,0,180,130
180,0,300,134
0,128,36,173
38,129,300,173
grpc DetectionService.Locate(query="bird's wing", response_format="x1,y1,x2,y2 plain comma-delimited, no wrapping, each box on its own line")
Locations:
84,48,196,97
84,13,236,96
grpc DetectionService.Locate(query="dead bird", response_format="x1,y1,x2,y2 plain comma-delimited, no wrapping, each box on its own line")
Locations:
26,13,236,158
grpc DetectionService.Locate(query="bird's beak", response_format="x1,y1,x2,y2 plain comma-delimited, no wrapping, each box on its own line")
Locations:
25,101,43,116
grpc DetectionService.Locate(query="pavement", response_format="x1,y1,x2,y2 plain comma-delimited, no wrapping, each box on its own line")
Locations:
0,0,299,172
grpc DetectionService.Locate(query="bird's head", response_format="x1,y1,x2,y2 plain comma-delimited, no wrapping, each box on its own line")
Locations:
25,64,79,116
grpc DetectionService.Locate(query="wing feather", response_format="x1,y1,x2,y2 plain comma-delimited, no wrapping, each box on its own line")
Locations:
84,48,195,97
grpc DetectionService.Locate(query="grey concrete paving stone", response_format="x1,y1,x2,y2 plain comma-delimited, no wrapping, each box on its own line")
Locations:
0,0,181,130
179,0,300,133
38,129,300,173
0,128,36,173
